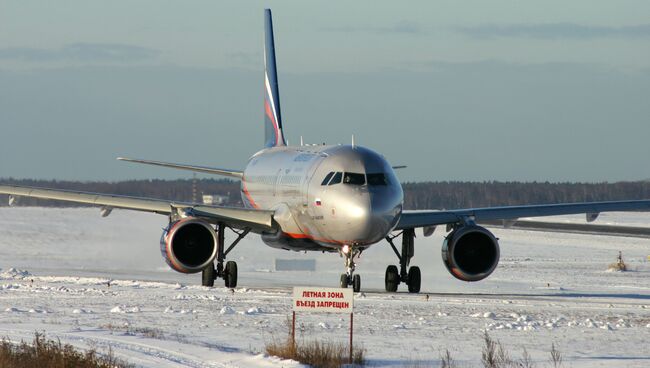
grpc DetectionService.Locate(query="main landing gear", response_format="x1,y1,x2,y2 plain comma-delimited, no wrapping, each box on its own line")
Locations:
339,245,362,292
385,228,421,293
202,222,250,288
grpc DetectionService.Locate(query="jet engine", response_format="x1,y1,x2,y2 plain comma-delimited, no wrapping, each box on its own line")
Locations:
441,225,499,282
160,218,218,274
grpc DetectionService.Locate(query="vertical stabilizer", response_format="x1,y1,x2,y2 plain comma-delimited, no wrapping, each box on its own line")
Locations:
264,9,286,147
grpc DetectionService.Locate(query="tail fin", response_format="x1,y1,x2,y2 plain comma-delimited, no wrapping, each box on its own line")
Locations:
264,9,286,147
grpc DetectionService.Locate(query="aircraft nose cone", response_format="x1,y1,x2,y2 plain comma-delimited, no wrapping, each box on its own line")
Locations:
341,191,402,244
368,190,402,237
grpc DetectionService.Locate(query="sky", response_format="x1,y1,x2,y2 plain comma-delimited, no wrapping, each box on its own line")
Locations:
1,1,649,182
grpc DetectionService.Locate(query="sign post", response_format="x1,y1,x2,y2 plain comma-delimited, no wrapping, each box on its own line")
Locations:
349,312,353,362
291,310,296,346
292,287,355,362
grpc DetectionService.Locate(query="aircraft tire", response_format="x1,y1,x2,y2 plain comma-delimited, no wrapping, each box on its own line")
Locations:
224,261,238,288
385,265,399,292
202,264,215,287
340,274,349,288
407,266,421,293
352,274,361,292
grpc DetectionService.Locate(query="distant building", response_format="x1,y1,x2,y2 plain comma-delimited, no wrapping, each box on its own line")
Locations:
202,194,228,205
275,259,316,271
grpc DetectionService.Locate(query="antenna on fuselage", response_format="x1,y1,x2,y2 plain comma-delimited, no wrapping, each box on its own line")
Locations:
351,134,355,149
300,136,304,146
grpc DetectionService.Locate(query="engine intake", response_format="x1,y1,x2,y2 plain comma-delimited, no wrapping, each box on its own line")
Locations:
442,225,499,282
160,218,217,274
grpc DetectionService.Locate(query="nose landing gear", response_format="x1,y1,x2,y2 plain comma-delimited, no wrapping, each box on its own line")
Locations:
339,245,362,292
385,228,421,293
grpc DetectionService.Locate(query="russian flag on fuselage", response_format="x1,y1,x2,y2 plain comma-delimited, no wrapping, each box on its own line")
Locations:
264,9,286,148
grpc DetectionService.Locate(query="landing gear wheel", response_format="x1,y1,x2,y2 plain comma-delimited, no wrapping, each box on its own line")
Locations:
385,265,399,292
340,274,349,288
407,266,421,293
202,264,215,287
352,274,361,292
224,261,238,288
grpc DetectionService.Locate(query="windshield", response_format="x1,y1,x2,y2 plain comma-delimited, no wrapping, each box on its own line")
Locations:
367,173,388,186
321,172,334,185
328,172,342,185
343,172,365,186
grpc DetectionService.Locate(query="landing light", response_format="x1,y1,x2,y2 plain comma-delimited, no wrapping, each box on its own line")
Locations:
342,245,350,254
348,205,366,219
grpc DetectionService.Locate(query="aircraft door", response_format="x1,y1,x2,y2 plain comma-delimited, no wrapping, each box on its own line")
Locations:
273,168,282,197
304,156,330,225
298,155,327,234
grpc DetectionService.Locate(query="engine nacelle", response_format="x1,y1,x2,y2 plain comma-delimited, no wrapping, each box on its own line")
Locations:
160,218,218,274
442,225,500,282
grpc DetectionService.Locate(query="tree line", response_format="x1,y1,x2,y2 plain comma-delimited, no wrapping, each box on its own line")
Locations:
402,181,650,209
2,178,650,210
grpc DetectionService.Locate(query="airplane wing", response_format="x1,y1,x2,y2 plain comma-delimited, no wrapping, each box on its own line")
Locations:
117,157,244,179
395,200,650,230
0,185,273,232
481,219,650,238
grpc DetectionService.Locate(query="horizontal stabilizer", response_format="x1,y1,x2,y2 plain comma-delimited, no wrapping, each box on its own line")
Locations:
117,157,243,179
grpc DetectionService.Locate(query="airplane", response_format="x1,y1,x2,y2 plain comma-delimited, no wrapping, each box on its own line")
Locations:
3,9,650,293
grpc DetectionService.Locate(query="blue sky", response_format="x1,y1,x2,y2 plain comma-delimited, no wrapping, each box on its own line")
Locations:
1,1,649,181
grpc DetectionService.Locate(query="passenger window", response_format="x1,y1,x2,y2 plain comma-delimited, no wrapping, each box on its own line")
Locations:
343,172,365,185
328,172,342,185
321,172,334,185
367,173,388,186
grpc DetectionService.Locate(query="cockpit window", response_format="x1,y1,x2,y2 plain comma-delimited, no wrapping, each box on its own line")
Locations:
321,172,334,185
367,173,388,186
328,172,342,185
343,172,365,185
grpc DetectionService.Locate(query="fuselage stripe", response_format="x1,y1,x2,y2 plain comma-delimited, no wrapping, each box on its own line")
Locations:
241,179,259,209
284,231,348,246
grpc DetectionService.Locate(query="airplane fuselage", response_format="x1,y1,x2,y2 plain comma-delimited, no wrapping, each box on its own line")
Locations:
241,144,403,252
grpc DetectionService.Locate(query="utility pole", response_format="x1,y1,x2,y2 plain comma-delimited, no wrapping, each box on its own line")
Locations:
192,173,197,203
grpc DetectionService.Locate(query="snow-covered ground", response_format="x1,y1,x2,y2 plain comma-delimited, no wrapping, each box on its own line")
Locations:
1,207,650,367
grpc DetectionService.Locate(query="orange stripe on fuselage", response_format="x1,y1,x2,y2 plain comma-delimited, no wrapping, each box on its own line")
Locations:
284,231,349,246
241,179,259,209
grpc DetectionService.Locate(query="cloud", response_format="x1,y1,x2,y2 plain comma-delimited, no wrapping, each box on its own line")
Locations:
323,21,422,35
0,43,160,62
456,23,650,39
